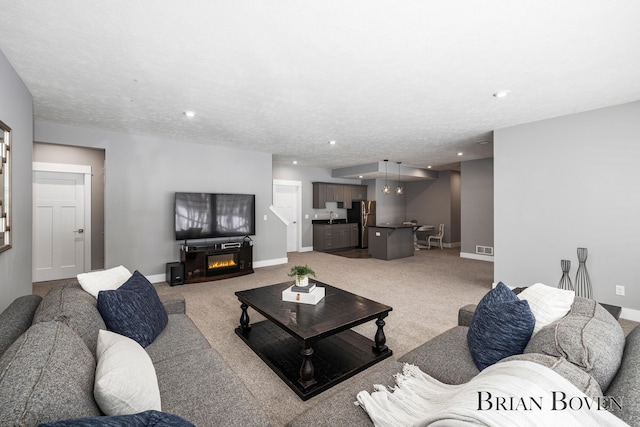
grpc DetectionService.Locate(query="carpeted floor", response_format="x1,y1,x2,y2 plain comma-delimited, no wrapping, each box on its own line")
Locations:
32,248,638,426
161,248,496,426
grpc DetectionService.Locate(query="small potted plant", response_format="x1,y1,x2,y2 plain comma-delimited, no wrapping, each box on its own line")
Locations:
288,265,316,287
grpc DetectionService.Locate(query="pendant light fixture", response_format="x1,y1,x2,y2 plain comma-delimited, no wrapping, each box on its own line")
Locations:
382,159,390,194
396,162,404,195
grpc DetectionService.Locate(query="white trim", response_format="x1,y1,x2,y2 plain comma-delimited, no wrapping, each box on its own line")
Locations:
84,174,92,273
496,279,640,322
272,179,302,186
269,205,290,225
416,242,461,250
147,273,166,284
460,252,495,262
620,307,640,322
254,257,288,268
32,162,92,274
273,179,303,252
300,246,314,252
33,162,91,174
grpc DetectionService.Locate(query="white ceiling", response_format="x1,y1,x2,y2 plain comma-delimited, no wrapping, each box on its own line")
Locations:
1,1,640,174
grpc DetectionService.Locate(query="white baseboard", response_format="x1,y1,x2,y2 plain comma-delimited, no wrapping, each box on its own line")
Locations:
148,273,166,284
620,307,640,322
254,257,288,268
460,252,494,262
495,281,640,322
300,246,314,252
416,242,460,250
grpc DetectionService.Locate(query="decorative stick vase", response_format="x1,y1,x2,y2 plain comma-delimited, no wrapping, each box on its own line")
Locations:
558,259,573,290
574,247,592,298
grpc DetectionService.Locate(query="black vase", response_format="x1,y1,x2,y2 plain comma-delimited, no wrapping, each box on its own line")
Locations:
558,259,573,291
574,247,592,298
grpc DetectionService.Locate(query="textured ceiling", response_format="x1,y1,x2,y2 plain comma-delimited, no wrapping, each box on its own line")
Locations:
1,1,639,173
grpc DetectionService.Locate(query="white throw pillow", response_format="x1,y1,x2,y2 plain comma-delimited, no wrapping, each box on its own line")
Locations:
77,265,132,298
94,329,161,415
518,283,575,335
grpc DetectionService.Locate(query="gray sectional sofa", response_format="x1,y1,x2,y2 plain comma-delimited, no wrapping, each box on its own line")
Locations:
0,281,271,427
288,297,640,427
1,282,639,426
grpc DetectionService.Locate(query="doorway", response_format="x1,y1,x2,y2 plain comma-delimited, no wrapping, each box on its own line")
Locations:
33,163,92,282
273,180,302,253
33,142,106,273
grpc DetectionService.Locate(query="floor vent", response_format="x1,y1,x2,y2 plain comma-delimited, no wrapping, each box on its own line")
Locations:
476,245,494,256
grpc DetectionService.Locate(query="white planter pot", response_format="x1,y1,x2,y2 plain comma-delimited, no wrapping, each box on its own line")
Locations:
295,276,309,287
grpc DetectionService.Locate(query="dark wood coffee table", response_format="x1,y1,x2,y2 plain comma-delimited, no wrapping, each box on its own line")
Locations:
235,281,392,400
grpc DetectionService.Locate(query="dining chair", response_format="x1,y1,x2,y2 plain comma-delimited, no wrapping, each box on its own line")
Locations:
428,223,445,249
415,225,433,249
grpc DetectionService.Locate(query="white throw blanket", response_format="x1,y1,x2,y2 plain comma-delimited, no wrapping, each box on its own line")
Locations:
356,361,629,427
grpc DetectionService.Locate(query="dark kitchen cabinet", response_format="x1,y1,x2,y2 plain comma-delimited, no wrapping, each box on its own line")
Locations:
313,224,333,251
351,185,367,201
343,186,353,209
313,183,327,209
312,183,368,209
313,223,358,251
326,184,344,203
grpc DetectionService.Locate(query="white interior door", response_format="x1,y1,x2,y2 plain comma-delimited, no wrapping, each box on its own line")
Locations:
33,163,91,282
273,181,301,252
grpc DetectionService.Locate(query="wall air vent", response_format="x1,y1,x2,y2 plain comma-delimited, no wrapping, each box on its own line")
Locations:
476,245,494,256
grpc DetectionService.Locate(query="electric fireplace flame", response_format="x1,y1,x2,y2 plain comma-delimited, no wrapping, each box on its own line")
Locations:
208,259,237,269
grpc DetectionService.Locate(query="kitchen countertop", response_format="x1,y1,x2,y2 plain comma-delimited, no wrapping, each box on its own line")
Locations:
311,219,350,224
370,224,415,229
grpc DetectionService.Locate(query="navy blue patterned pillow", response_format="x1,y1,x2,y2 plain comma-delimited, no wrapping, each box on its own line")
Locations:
467,282,535,371
97,271,168,348
38,410,195,426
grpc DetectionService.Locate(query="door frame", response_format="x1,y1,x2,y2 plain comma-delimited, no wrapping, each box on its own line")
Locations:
273,179,302,252
33,162,92,275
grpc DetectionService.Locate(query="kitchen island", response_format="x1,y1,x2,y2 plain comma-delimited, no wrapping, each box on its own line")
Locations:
368,224,415,260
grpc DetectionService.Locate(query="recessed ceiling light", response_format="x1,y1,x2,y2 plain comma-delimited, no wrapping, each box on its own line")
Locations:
328,140,337,145
492,90,511,98
183,111,196,118
358,175,363,178
427,166,432,169
292,160,298,165
457,152,463,156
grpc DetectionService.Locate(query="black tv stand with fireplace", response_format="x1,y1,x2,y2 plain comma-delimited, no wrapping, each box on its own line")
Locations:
180,241,253,284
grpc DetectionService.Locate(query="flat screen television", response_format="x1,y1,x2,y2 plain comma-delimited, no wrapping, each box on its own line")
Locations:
175,192,256,241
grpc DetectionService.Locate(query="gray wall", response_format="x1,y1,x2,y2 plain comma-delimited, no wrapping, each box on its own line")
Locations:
33,143,105,270
405,170,460,245
0,51,33,312
450,171,461,243
494,101,640,311
272,164,464,248
34,121,286,277
371,177,406,225
272,163,363,248
460,158,494,256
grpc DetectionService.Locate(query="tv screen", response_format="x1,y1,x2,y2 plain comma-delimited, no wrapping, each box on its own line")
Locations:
175,192,256,241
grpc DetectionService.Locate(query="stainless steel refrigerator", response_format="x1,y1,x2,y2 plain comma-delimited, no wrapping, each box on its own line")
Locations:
347,200,376,248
